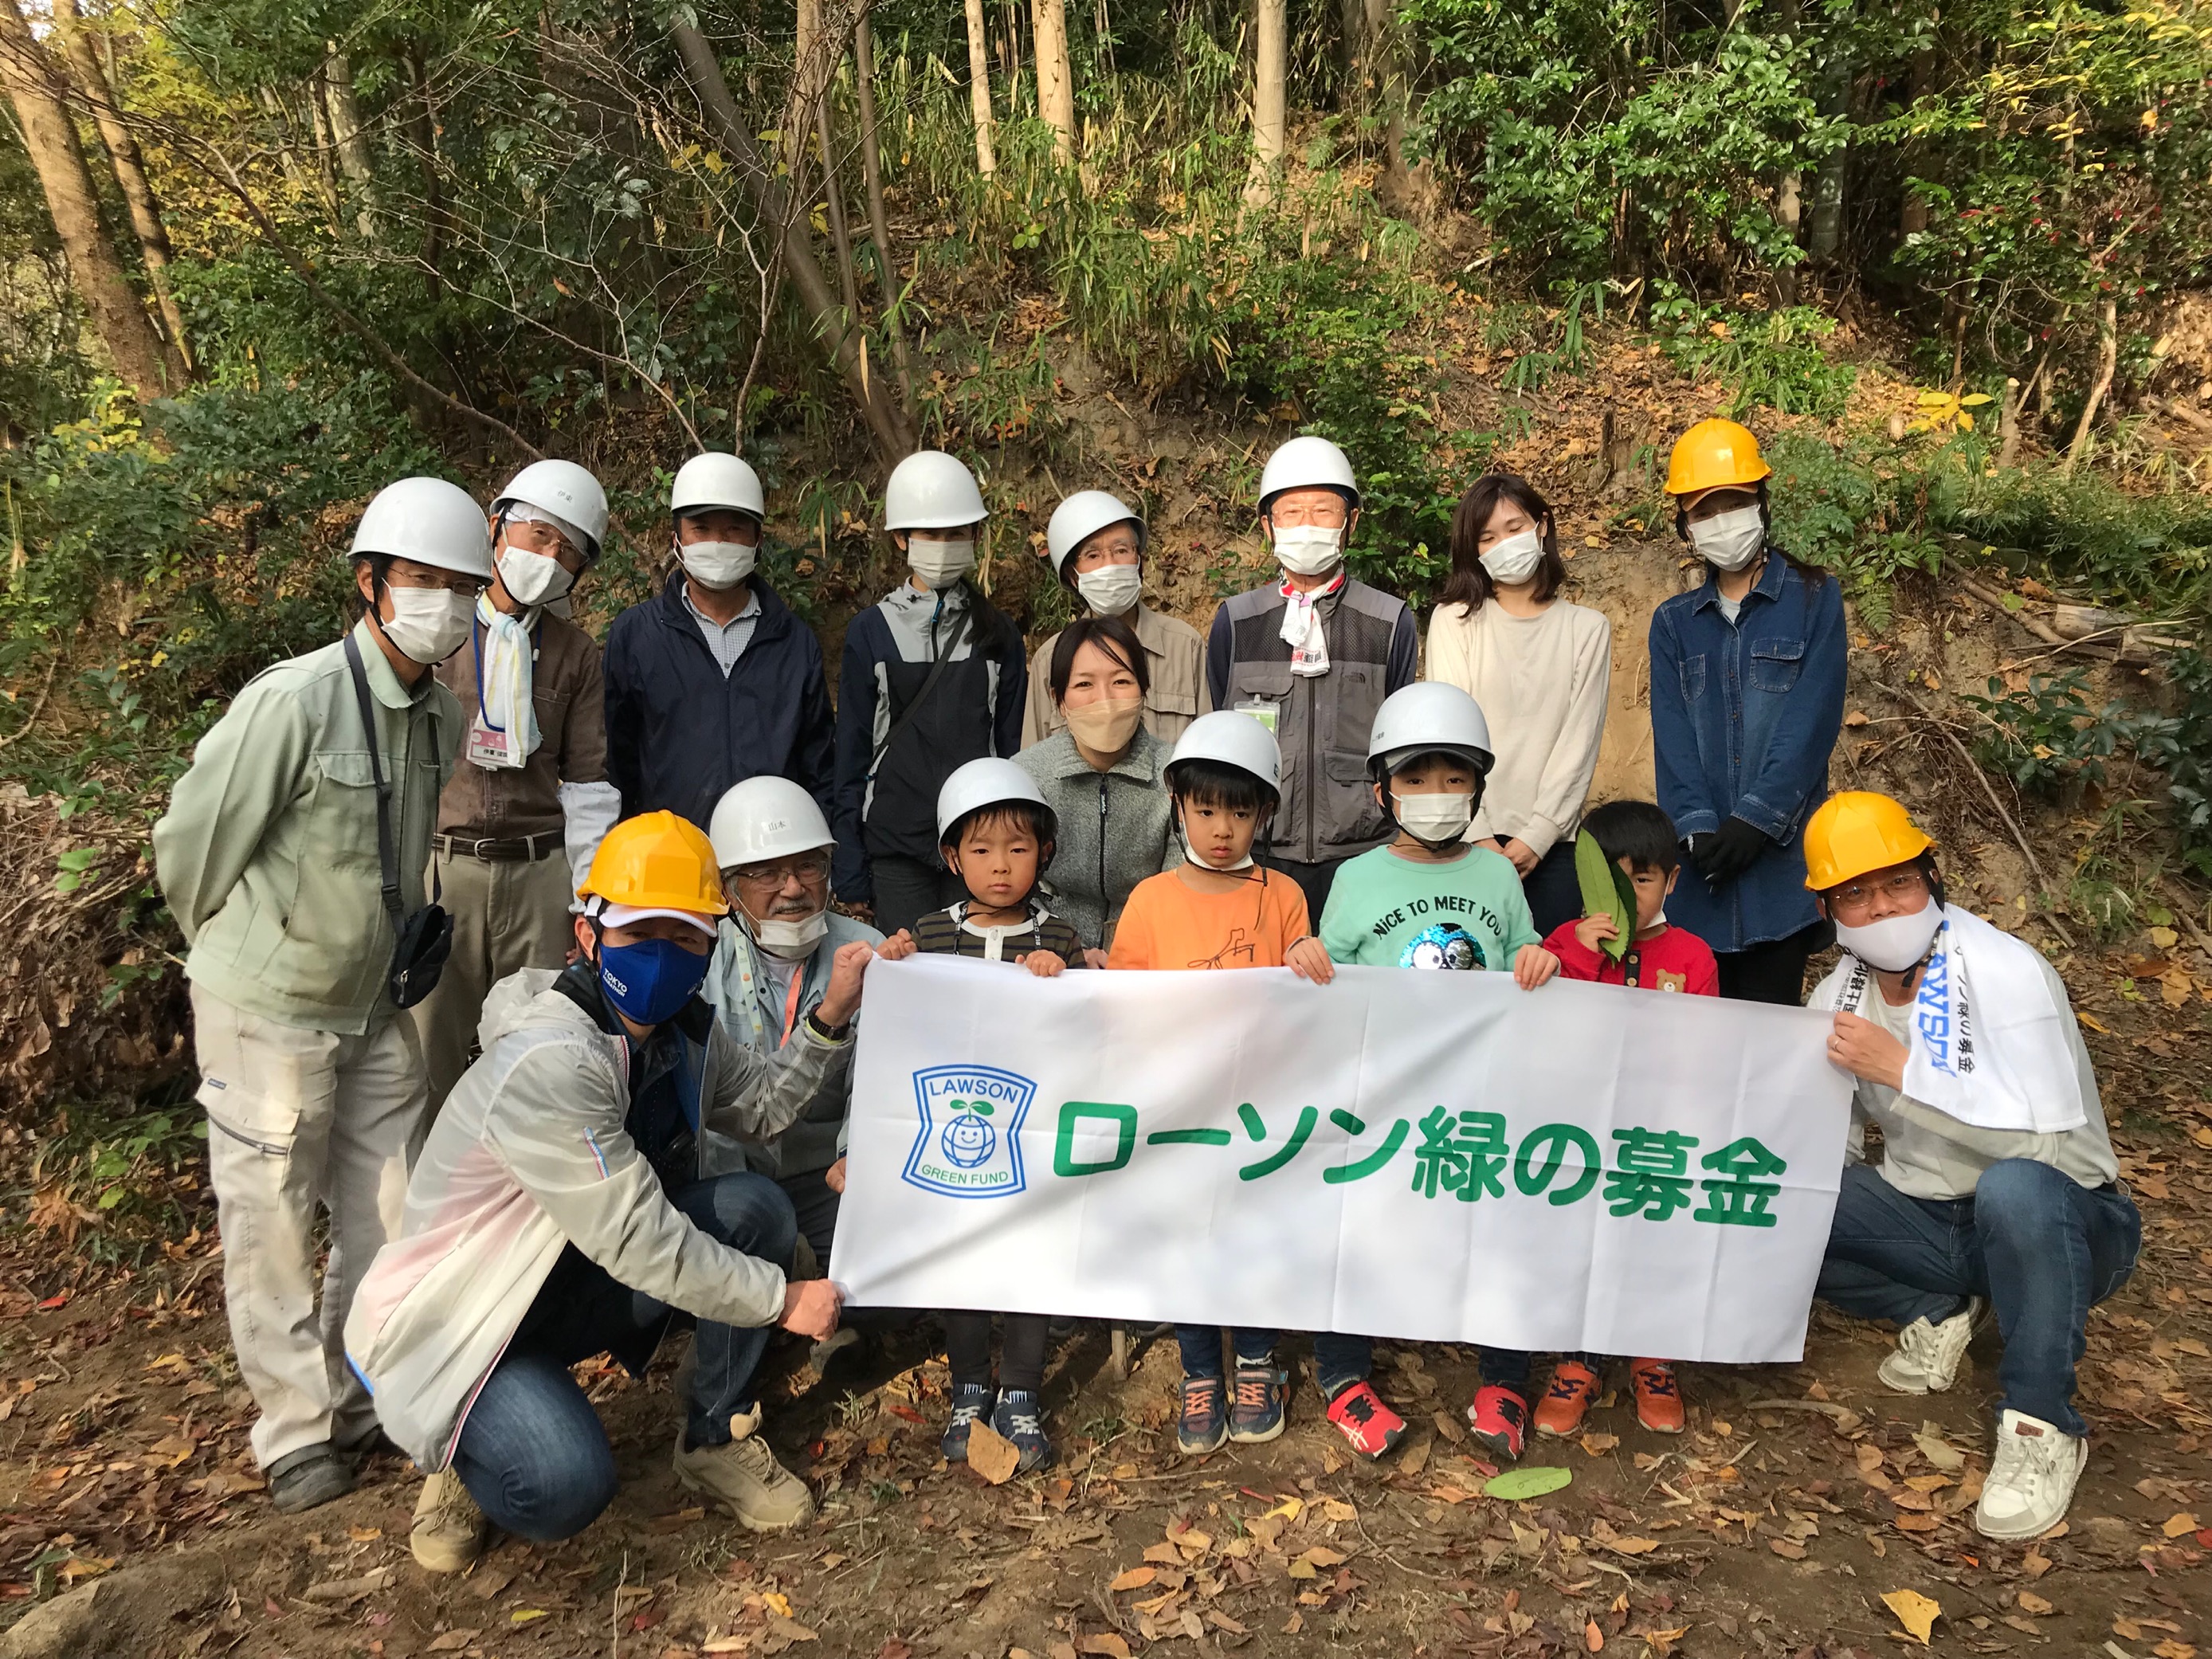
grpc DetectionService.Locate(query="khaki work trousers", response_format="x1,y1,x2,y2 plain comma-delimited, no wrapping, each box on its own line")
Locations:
408,845,576,1108
190,985,426,1468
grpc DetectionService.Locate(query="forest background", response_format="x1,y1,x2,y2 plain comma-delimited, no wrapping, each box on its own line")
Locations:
2,0,2212,1249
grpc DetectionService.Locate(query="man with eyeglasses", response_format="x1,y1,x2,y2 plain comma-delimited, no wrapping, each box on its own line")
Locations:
410,461,621,1110
1804,791,2136,1543
155,477,490,1513
700,775,888,1275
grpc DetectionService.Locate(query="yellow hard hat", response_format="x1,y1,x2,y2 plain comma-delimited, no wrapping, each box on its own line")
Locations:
577,810,729,916
1665,418,1772,497
1802,791,1933,892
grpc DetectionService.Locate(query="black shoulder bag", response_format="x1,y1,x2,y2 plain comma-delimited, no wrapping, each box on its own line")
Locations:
344,633,453,1008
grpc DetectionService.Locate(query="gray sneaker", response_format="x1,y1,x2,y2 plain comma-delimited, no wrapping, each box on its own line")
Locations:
1879,1297,1985,1394
267,1442,355,1514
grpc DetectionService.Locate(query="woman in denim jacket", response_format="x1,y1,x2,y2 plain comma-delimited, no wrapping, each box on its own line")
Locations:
1648,420,1846,1004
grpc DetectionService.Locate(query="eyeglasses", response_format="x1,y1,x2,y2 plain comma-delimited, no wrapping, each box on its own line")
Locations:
386,567,489,599
730,853,831,890
503,515,583,565
1828,868,1928,917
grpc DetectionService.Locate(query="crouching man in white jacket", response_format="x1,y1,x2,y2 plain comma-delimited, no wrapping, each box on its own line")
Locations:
346,810,898,1572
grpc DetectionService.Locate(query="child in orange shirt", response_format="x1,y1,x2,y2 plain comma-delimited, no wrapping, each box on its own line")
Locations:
1107,712,1336,1455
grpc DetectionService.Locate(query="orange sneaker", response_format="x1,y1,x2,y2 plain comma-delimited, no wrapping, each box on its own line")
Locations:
1630,1359,1684,1433
1532,1360,1600,1438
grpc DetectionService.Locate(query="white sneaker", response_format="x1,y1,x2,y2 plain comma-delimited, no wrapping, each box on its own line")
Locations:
1878,1297,1984,1394
410,1469,488,1573
1975,1409,2087,1540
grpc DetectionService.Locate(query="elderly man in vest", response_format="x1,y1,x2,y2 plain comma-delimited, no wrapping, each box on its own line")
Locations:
1203,436,1418,921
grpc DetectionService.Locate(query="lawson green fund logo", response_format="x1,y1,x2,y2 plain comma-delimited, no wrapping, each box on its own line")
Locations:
902,1065,1034,1198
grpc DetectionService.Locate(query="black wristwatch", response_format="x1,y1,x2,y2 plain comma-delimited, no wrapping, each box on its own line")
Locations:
806,1009,852,1041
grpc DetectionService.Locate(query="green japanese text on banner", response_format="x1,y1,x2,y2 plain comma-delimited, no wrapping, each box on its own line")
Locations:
827,956,1854,1363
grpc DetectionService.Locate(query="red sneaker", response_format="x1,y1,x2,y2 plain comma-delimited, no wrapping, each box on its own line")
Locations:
1532,1360,1600,1438
1325,1380,1406,1459
1465,1385,1528,1461
1630,1359,1684,1434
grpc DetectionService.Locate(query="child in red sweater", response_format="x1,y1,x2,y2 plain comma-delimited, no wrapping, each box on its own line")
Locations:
1469,801,1719,1460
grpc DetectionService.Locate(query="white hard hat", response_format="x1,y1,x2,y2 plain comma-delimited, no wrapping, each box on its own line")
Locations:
493,459,608,557
708,775,833,869
1367,681,1495,775
351,477,495,579
1166,710,1282,796
1046,490,1144,575
885,450,988,531
935,756,1051,842
672,452,767,522
1258,435,1361,510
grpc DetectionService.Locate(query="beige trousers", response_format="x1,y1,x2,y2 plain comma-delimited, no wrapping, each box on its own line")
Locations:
408,845,576,1108
190,985,426,1468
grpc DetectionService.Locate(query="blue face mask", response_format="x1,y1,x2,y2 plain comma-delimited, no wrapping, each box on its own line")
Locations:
596,934,711,1026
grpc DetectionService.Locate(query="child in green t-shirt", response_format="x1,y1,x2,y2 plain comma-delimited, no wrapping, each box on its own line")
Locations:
1317,682,1562,1461
1319,688,1560,988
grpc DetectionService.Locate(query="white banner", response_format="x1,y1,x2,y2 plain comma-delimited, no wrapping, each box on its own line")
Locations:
829,956,1853,1363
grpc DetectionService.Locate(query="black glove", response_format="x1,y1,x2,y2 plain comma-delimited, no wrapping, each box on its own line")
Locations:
1694,816,1771,883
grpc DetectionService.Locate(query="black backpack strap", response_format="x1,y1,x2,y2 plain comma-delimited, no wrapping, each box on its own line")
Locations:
343,632,406,929
870,596,976,773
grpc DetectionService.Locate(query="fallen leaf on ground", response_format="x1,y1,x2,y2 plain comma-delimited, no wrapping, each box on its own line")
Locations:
967,1421,1021,1485
1913,1429,1967,1471
2022,1551,2053,1579
1586,1617,1605,1651
1078,1637,1131,1658
511,1609,551,1626
1582,1432,1619,1456
2016,1590,2053,1616
1606,1536,1660,1555
1485,1466,1572,1501
1882,1590,1939,1645
1399,1436,1432,1476
1108,1567,1155,1593
1768,1539,1806,1559
427,1633,481,1653
2161,1512,2200,1538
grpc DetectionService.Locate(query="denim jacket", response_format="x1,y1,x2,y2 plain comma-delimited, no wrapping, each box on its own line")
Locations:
1647,551,1847,953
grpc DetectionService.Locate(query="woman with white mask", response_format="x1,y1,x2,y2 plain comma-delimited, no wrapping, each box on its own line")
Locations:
1020,491,1208,747
831,450,1028,936
152,477,487,1514
1649,419,1847,1005
1423,473,1612,936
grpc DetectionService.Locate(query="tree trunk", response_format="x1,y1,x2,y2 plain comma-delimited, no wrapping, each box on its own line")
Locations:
1339,0,1364,107
785,0,824,178
0,0,172,399
321,45,378,239
963,0,998,175
1776,171,1802,303
817,95,862,329
853,6,915,398
1806,33,1849,264
1030,0,1075,163
2063,299,2118,473
49,0,190,378
673,19,914,463
1245,0,1286,207
403,47,448,300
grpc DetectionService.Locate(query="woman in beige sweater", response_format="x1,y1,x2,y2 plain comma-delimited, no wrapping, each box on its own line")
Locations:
1423,474,1612,935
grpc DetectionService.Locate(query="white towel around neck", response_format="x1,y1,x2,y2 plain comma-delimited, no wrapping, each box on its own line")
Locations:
1810,903,2086,1134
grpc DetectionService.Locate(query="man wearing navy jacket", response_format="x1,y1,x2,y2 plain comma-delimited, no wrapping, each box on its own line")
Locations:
604,453,835,830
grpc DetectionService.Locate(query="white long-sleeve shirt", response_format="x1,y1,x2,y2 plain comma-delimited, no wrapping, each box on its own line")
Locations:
1424,598,1612,858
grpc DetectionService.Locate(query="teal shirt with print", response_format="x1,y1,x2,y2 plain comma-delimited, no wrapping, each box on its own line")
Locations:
1318,842,1542,971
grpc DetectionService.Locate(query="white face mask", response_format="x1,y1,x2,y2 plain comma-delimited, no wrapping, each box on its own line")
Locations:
682,539,758,590
1075,563,1143,616
378,585,476,665
1835,905,1944,973
496,548,571,609
1690,504,1766,572
1185,844,1255,873
750,908,830,959
1273,524,1343,578
1478,530,1545,587
908,538,976,590
1393,790,1474,845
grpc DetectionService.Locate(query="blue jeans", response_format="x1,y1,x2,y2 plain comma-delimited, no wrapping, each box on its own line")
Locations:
1175,1327,1374,1396
1816,1160,2139,1437
451,1171,797,1541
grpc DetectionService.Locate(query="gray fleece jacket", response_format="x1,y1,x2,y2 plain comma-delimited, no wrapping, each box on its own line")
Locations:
1014,728,1181,951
